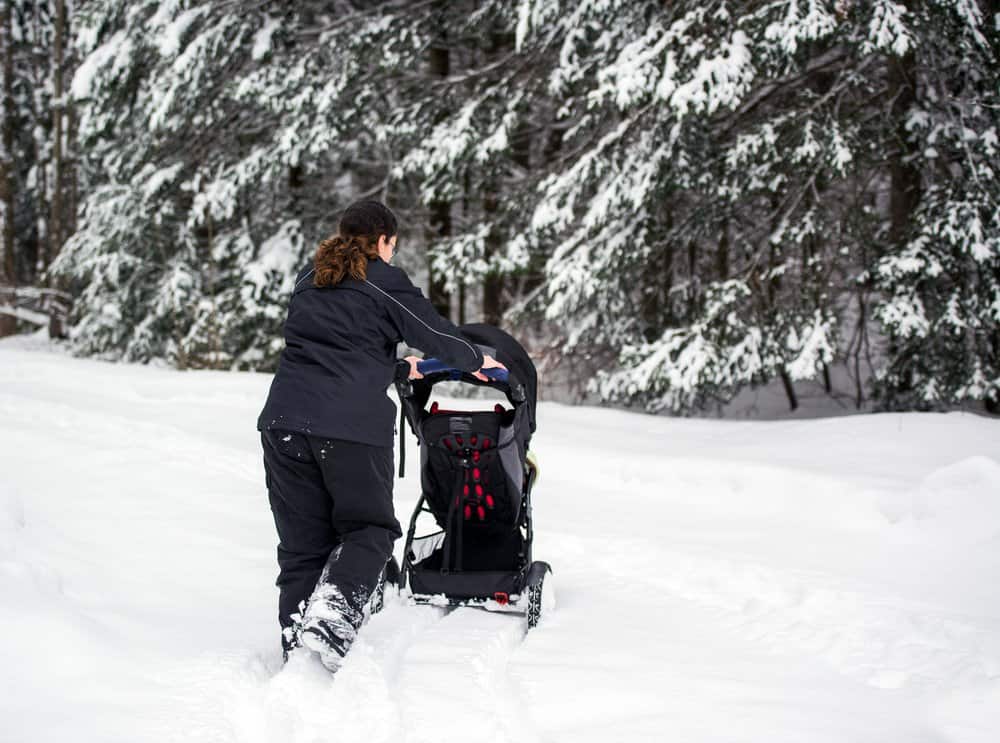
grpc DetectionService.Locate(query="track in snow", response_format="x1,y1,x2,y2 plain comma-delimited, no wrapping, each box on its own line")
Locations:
192,599,537,743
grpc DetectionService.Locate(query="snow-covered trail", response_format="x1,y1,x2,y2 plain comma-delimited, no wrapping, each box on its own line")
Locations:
2,337,999,743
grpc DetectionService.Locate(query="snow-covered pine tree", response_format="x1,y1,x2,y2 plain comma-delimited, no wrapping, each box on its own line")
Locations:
873,0,999,411
512,0,998,413
52,1,380,367
42,0,998,413
52,0,273,364
0,0,78,341
212,0,543,348
0,0,14,339
386,1,554,326
52,1,538,366
3,0,45,291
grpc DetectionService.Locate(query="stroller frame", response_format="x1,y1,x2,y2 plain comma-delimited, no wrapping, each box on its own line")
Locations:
379,323,552,628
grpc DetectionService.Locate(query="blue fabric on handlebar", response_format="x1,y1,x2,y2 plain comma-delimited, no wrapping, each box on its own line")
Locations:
416,358,509,382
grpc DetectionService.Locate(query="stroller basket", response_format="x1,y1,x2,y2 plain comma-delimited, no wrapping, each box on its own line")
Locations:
407,523,527,599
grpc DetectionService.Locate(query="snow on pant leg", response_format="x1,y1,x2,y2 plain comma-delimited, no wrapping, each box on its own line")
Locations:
260,429,337,636
306,437,402,644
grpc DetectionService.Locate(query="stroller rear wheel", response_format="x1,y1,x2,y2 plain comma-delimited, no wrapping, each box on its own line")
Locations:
525,561,554,630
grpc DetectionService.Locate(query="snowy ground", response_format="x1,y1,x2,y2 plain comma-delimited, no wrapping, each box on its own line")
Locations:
2,334,999,743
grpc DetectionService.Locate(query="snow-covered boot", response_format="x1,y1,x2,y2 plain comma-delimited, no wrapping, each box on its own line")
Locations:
299,616,351,671
280,601,308,664
298,582,363,673
281,625,300,664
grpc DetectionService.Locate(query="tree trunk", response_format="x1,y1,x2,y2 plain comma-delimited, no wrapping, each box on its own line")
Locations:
779,367,799,411
480,28,523,326
427,193,452,319
0,0,13,281
456,169,471,325
518,121,562,297
686,240,698,320
0,0,15,337
426,35,451,319
716,220,729,279
885,45,920,404
66,99,77,236
64,2,77,238
888,50,920,251
288,163,304,218
47,0,66,284
639,213,674,341
482,185,502,325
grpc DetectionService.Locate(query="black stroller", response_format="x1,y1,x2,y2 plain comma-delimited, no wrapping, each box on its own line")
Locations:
371,324,552,629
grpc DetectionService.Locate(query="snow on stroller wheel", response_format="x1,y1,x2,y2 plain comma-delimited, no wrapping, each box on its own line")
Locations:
525,561,554,630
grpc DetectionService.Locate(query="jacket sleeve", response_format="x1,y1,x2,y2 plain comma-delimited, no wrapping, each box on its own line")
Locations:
366,268,485,373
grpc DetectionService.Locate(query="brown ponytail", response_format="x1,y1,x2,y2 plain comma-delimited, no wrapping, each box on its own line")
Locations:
314,234,380,286
313,199,398,287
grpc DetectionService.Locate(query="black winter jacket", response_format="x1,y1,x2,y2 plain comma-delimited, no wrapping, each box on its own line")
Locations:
256,257,485,447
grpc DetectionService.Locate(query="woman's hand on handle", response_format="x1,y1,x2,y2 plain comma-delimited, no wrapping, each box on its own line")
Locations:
404,355,424,380
473,354,506,382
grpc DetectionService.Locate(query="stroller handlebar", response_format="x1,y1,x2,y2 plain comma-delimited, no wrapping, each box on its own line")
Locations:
416,358,510,383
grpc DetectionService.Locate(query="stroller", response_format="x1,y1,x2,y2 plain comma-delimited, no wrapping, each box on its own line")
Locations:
370,324,553,629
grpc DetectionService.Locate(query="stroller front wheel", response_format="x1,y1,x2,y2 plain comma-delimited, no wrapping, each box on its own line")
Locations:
525,561,554,630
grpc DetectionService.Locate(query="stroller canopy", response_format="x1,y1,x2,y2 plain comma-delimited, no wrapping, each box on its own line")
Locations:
406,323,538,435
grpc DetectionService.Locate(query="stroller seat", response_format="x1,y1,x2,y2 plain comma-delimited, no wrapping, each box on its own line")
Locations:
421,401,520,528
415,400,525,573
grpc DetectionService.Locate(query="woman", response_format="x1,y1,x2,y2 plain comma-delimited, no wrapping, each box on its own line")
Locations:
257,200,503,670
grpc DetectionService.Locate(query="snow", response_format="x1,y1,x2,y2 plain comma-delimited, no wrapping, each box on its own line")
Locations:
252,17,281,62
2,335,999,742
763,0,837,56
0,305,49,326
866,0,914,56
666,29,755,117
157,6,209,59
245,220,305,297
70,29,133,101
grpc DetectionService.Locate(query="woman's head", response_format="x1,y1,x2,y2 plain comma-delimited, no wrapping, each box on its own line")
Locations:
314,200,398,287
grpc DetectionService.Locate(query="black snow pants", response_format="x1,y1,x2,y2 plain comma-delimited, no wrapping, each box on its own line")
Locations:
260,428,402,647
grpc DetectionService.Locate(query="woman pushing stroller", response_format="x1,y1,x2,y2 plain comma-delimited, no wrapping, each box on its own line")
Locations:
256,199,505,670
